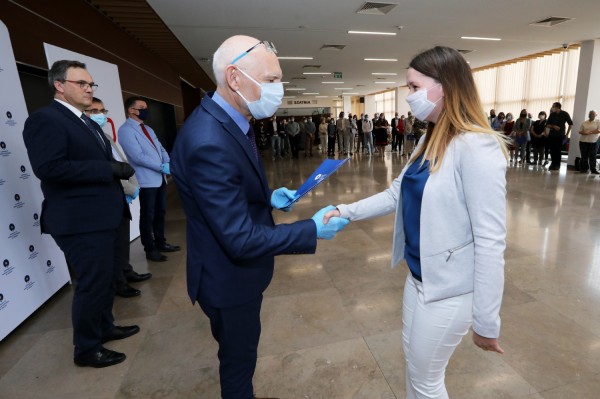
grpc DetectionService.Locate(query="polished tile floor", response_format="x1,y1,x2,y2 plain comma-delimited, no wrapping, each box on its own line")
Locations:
2,148,600,398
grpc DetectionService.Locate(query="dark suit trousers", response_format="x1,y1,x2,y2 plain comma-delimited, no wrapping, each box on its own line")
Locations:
548,133,563,169
139,180,167,252
200,295,263,399
53,228,121,357
115,216,133,290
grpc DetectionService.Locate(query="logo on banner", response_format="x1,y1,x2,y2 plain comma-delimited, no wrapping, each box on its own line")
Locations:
28,244,39,260
2,259,14,276
13,193,24,208
46,259,55,274
0,293,8,312
8,223,20,239
5,111,17,127
24,274,35,290
19,165,31,180
0,141,10,157
33,213,40,227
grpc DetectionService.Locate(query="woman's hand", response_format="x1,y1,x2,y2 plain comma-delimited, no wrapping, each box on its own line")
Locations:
322,208,341,224
472,331,504,354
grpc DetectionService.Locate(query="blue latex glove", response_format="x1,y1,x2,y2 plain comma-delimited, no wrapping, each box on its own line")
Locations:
271,187,297,212
161,162,171,175
311,205,350,240
126,195,133,204
132,187,140,200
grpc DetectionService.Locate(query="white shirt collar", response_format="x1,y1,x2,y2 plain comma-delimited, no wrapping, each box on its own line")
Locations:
54,99,86,122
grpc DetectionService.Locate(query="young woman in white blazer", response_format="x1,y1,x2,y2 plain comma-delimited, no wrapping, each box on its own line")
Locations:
324,46,508,399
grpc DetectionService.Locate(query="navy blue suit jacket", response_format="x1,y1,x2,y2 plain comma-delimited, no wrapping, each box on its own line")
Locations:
171,93,317,308
23,100,129,235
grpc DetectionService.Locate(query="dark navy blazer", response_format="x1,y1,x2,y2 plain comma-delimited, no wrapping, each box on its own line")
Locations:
23,100,128,235
171,93,317,308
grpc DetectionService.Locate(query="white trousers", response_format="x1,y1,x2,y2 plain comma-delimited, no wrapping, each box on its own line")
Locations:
402,275,473,399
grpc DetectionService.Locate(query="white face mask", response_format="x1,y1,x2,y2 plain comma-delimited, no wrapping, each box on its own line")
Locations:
235,68,284,120
405,83,442,121
89,113,108,128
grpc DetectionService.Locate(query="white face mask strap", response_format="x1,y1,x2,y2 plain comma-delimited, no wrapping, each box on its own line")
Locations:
236,67,261,87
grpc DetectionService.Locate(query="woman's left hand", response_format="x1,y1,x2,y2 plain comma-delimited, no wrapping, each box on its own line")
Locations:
472,331,504,354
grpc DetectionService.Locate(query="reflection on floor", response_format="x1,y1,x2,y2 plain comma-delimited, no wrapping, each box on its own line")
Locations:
2,149,600,399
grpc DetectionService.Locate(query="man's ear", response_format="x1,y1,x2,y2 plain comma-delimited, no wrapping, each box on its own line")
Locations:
53,80,64,94
225,65,240,91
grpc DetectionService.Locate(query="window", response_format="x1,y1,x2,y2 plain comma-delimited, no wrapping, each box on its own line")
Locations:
374,90,395,119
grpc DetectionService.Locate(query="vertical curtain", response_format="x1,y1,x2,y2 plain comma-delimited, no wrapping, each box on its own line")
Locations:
474,47,580,118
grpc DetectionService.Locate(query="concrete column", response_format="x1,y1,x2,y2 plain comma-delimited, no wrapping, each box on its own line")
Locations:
343,95,352,114
568,39,600,165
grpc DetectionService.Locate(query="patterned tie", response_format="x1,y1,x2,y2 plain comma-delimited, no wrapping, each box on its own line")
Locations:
247,125,259,160
80,113,106,149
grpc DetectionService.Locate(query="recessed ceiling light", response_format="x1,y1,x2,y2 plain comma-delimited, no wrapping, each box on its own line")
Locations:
334,88,354,90
303,72,332,75
286,88,306,91
281,81,290,84
322,81,344,84
283,96,296,98
303,92,319,95
342,92,359,95
460,36,501,41
374,81,396,84
348,30,396,36
364,58,398,62
372,72,397,76
278,56,314,60
316,96,329,98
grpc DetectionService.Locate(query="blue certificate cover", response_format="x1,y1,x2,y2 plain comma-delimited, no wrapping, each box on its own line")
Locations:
284,158,350,206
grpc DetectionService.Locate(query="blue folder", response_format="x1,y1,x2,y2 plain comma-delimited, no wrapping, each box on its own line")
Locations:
283,158,350,207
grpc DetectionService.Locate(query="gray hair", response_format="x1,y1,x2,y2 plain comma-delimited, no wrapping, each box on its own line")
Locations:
212,35,259,87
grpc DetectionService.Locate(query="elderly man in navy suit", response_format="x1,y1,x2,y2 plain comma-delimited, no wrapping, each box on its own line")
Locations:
22,60,140,368
171,36,349,399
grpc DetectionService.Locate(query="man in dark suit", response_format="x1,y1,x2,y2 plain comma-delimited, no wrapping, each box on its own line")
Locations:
171,36,349,399
22,60,140,368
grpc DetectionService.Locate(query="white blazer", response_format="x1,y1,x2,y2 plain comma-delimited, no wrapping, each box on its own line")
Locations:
337,132,507,338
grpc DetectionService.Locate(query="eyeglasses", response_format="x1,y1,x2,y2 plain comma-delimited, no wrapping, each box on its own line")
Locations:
231,40,277,64
60,79,98,91
85,108,108,115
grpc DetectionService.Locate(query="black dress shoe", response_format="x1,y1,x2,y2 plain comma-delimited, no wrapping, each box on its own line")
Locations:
146,250,167,262
156,243,181,252
116,285,141,298
74,347,126,368
125,271,152,283
102,325,140,343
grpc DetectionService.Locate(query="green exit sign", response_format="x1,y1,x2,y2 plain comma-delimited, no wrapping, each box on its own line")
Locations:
333,72,342,79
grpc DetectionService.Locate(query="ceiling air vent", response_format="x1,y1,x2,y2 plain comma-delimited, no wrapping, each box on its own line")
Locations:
356,2,398,15
457,49,474,54
320,44,346,51
291,77,307,80
302,65,322,69
530,16,573,27
196,57,211,63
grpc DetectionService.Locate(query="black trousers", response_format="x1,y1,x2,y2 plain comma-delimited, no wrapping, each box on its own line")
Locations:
290,135,300,158
547,134,564,169
200,296,263,399
115,217,133,290
327,135,336,154
53,228,121,357
579,141,598,172
139,180,167,252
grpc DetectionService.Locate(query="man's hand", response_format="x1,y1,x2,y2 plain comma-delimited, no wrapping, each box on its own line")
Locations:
271,187,296,212
311,205,349,240
161,163,171,175
110,161,135,179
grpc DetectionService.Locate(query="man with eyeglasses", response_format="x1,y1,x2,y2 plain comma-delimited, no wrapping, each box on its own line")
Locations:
85,97,153,298
118,96,181,262
170,36,348,399
23,60,140,368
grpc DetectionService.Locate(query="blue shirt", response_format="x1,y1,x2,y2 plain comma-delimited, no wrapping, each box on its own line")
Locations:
211,91,250,137
401,154,430,281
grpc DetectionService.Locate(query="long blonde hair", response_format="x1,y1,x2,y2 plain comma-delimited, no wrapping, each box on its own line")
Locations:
409,46,508,172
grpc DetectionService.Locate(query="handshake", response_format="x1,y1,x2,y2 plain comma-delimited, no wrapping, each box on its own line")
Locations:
271,188,349,240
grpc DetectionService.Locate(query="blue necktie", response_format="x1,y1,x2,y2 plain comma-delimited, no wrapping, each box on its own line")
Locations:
247,126,259,160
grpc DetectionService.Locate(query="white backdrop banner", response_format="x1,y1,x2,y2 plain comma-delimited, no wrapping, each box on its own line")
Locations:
43,43,141,240
0,20,70,341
